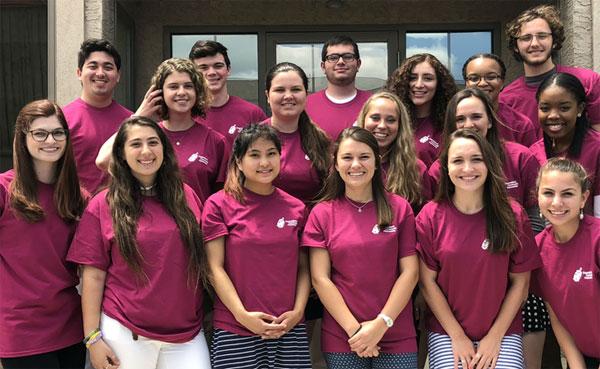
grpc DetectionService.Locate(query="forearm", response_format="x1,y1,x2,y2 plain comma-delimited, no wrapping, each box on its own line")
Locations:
419,278,466,339
209,266,248,321
487,272,529,339
81,266,106,336
546,303,587,369
292,251,310,313
312,275,359,337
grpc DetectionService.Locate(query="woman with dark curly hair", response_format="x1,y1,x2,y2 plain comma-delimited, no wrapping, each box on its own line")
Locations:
386,53,457,168
97,58,229,203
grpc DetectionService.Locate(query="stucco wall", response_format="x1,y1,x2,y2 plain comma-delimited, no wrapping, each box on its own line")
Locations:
121,0,550,105
559,0,593,68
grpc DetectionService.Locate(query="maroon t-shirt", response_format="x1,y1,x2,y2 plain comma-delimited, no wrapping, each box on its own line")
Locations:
496,102,542,146
413,116,442,168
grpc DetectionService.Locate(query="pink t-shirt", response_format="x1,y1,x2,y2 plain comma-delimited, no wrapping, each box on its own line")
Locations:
264,119,325,203
428,141,540,208
67,186,204,343
0,171,82,357
197,96,267,149
416,200,541,340
160,122,228,203
306,89,372,140
529,130,600,215
532,216,600,358
500,65,600,126
382,159,433,202
302,194,418,354
413,116,442,168
496,102,542,146
63,98,132,194
202,188,306,336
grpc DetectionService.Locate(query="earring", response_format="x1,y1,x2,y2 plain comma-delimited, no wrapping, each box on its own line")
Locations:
579,208,584,220
577,113,582,117
539,211,544,220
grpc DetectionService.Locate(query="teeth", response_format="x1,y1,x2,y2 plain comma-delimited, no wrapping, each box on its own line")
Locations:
373,132,387,138
548,209,568,215
348,172,364,176
40,148,59,152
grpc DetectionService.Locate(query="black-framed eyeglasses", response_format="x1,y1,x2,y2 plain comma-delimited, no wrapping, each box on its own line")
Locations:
27,129,68,142
324,53,357,63
465,74,502,84
516,32,552,43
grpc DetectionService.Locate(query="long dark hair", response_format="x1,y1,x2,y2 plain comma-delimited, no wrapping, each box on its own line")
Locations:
224,124,282,203
386,53,457,131
9,99,86,222
436,129,518,253
265,62,331,180
536,72,589,159
318,127,393,227
107,116,208,286
443,88,506,164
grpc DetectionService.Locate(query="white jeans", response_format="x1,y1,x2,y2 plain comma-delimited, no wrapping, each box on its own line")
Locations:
100,313,210,369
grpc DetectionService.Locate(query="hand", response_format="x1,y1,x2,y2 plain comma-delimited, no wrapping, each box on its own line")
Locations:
89,339,120,369
135,85,163,121
470,334,501,369
261,309,304,339
237,311,285,337
348,318,387,358
450,334,476,369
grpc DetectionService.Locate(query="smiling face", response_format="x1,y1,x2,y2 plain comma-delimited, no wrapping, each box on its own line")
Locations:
455,96,492,137
538,84,584,140
192,53,230,95
321,43,361,87
538,169,588,228
77,51,120,103
26,115,67,168
363,97,400,152
237,137,281,193
447,137,488,194
123,124,164,186
266,70,307,122
464,57,504,103
162,71,197,116
335,137,376,192
516,17,554,67
409,61,437,111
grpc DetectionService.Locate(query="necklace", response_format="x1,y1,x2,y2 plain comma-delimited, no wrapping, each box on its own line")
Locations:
140,184,155,191
344,194,371,213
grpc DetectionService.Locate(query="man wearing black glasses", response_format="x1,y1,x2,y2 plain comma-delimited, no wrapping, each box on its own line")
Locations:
500,4,600,131
306,35,371,140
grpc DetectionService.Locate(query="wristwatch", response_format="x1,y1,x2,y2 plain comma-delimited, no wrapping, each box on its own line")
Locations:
377,313,394,328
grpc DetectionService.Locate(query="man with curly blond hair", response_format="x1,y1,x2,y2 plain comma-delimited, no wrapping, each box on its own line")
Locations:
500,4,600,131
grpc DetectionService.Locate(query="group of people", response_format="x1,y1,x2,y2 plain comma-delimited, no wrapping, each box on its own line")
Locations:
1,4,599,369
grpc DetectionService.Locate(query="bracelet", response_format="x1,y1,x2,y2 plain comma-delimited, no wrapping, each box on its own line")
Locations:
83,328,100,344
350,324,362,338
85,331,103,349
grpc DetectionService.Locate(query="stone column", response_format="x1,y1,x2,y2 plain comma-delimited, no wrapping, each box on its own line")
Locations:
559,0,594,69
593,0,600,72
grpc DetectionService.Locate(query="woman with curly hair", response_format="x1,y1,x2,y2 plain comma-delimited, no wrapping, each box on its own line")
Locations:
356,91,432,209
69,116,210,369
97,58,228,203
386,53,458,168
0,100,87,369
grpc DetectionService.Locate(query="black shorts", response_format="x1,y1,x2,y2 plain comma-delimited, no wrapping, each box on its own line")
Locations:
522,293,550,332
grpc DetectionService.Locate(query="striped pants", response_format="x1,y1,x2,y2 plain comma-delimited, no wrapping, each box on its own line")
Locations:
427,332,523,369
211,324,311,369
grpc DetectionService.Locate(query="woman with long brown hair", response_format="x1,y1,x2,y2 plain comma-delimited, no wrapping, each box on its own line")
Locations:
0,100,87,369
68,116,210,369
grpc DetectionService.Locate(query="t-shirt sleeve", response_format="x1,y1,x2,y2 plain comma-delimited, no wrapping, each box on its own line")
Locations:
184,185,203,222
397,201,417,258
201,194,229,242
521,150,541,208
66,197,111,270
509,204,542,273
584,71,600,124
252,105,268,123
415,209,440,271
301,205,328,248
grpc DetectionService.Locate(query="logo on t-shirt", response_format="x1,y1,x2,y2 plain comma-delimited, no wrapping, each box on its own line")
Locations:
276,217,299,229
572,267,593,282
481,239,490,250
418,135,439,148
371,224,397,234
506,180,519,189
187,152,209,165
228,124,243,135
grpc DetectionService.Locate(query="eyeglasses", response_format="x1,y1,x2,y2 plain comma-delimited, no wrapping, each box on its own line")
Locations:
465,74,502,84
516,32,552,43
324,53,357,63
27,129,68,142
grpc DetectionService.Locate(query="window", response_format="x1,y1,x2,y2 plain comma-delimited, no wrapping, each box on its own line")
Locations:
172,34,260,105
406,31,492,83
